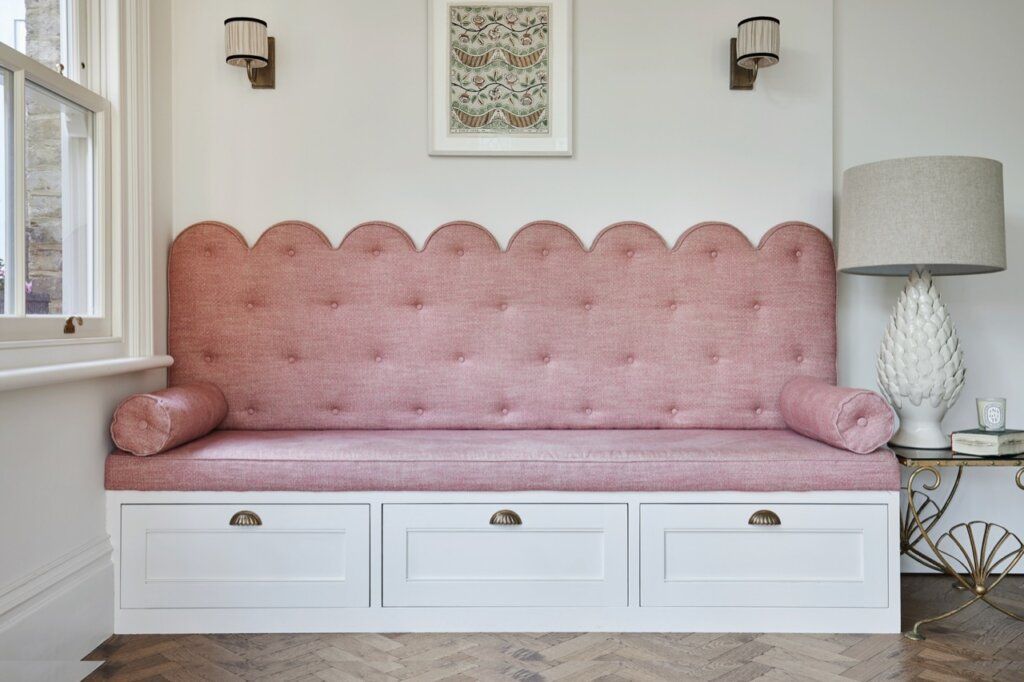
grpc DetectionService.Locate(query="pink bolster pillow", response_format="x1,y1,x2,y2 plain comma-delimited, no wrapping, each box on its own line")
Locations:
780,377,896,454
110,382,227,456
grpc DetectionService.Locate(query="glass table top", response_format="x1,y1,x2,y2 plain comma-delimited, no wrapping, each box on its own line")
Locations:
893,445,1024,467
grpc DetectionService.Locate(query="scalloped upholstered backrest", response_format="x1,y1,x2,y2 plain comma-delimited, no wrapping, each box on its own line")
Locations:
168,220,836,430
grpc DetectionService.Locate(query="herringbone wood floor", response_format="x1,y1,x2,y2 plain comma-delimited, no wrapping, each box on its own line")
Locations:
84,576,1024,681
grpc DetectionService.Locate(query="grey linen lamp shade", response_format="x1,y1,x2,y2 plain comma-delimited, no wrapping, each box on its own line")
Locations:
838,156,1005,276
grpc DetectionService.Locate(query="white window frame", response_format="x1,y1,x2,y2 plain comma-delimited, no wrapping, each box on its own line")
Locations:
0,26,111,345
0,0,166,380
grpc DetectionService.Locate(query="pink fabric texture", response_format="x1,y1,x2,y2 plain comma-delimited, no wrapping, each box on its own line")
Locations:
110,382,228,456
779,377,896,455
168,220,837,430
105,429,899,492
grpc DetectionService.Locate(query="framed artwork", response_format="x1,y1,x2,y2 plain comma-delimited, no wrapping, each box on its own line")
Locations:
428,0,573,156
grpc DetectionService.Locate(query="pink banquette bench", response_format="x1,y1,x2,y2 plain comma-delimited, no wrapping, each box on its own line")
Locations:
106,220,898,491
104,220,901,635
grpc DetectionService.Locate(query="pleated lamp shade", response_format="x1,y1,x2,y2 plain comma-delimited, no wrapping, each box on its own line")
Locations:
225,17,268,68
736,17,780,70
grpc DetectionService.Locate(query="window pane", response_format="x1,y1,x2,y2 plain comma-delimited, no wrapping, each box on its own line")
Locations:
0,0,67,76
25,81,92,315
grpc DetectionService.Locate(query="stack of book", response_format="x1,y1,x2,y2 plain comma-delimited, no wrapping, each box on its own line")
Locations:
951,429,1024,456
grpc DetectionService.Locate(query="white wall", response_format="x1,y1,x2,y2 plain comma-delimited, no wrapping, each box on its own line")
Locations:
836,0,1024,569
171,0,833,246
0,370,164,660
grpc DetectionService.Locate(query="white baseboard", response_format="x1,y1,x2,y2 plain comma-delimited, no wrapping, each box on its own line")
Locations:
0,537,113,661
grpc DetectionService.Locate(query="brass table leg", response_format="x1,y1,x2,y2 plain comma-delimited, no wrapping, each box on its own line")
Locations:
902,465,1024,640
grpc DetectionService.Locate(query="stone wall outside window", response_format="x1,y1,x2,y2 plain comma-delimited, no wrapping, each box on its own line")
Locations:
25,0,62,313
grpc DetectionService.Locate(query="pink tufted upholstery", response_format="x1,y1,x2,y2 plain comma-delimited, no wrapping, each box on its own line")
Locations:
168,220,837,430
105,429,899,492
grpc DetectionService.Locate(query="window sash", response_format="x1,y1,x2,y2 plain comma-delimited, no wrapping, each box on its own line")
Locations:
0,38,111,344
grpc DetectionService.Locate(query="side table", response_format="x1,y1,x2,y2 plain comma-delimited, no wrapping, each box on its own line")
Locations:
895,446,1024,640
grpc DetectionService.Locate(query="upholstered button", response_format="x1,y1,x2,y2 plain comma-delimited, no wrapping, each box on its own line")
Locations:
710,250,718,258
415,302,423,310
711,354,719,363
795,249,803,258
374,355,382,363
670,407,678,415
330,301,339,309
372,249,381,257
203,249,212,257
203,354,212,363
457,248,465,257
753,303,761,311
857,417,868,427
585,407,593,415
287,249,295,257
247,407,255,415
542,248,550,256
287,355,296,363
458,355,465,363
584,302,592,311
626,355,634,364
499,302,508,311
755,407,763,415
501,407,509,415
245,302,254,310
416,408,424,415
670,302,678,311
796,354,804,363
543,355,551,364
331,407,340,415
626,250,635,258
138,420,148,429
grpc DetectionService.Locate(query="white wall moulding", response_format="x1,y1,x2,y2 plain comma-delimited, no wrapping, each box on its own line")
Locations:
0,354,172,393
0,536,113,661
121,0,156,358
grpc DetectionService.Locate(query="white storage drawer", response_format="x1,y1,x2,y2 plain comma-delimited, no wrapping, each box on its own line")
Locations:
641,503,889,608
383,504,627,607
120,504,370,608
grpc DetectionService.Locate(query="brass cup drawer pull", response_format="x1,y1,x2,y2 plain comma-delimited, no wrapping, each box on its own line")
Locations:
229,510,262,527
489,509,523,526
748,509,781,526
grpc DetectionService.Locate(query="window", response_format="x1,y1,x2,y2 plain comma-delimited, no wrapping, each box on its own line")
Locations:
0,0,110,343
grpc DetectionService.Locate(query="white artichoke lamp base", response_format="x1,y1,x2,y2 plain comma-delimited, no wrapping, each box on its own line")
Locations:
877,269,965,450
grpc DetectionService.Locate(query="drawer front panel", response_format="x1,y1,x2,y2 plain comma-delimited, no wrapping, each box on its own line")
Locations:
383,504,627,607
121,504,369,608
641,504,889,608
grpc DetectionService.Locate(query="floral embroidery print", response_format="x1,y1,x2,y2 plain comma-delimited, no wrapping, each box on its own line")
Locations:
449,5,549,134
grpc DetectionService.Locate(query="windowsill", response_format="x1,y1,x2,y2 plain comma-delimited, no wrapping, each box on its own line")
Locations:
0,354,173,392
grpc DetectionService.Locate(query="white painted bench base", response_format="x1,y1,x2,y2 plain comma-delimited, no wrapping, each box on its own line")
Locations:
107,490,901,634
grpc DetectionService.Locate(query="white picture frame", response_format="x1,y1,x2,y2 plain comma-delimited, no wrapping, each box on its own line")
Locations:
428,0,573,156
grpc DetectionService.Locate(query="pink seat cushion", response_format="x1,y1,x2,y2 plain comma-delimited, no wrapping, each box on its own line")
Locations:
105,429,899,492
780,377,896,455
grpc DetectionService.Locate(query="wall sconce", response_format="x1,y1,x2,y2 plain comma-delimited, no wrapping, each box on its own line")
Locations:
225,17,275,89
730,16,779,90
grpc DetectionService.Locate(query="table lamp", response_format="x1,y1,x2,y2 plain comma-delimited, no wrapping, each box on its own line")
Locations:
838,156,1006,448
